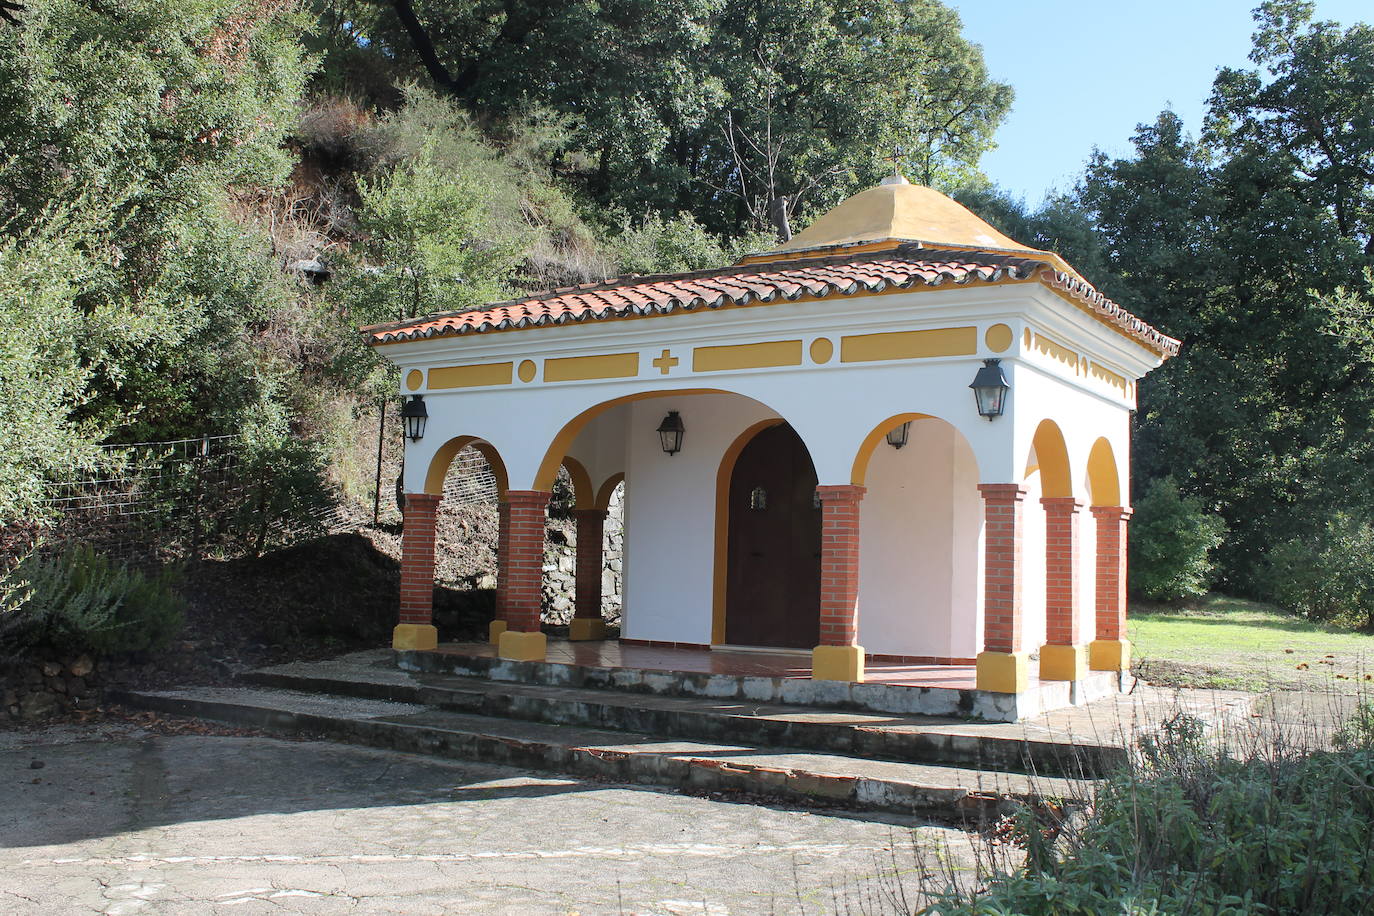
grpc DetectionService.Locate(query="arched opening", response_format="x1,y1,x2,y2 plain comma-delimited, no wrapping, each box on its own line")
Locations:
424,435,509,497
560,456,594,510
536,389,807,648
413,439,510,645
851,414,983,660
850,412,932,486
718,422,821,649
532,388,722,491
1027,419,1073,499
1087,438,1121,507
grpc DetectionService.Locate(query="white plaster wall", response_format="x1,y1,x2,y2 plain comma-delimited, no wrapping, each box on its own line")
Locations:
1078,496,1098,642
857,419,983,658
1020,470,1048,653
619,393,778,645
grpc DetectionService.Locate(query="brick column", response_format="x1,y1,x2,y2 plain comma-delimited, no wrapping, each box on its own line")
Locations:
394,493,440,650
569,508,608,641
813,485,865,682
977,484,1028,692
1039,497,1086,680
497,490,550,661
1090,506,1133,671
489,500,510,644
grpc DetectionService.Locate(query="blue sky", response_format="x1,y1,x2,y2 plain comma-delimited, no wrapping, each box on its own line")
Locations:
943,1,1371,206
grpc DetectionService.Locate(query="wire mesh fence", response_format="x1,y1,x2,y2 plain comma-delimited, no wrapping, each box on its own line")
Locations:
41,435,245,561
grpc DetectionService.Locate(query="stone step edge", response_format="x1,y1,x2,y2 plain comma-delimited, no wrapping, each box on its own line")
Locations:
108,688,1063,820
397,648,1122,724
240,669,1123,778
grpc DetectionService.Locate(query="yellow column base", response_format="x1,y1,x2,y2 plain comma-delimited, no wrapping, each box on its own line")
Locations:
1089,639,1131,672
488,619,508,645
811,644,865,682
498,629,547,662
568,618,607,641
392,624,438,651
976,651,1030,693
1039,644,1089,681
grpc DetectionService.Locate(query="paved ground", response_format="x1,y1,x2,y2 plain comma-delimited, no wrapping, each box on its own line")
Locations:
0,723,978,915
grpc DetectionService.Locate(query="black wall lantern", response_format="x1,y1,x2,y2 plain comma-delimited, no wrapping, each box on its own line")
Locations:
969,358,1010,420
886,420,912,449
657,410,685,455
401,394,428,441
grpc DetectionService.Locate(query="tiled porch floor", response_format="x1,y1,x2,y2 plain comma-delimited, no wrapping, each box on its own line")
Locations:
429,638,1056,691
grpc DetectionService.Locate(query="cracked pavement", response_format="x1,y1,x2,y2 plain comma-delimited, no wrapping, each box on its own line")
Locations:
0,725,978,914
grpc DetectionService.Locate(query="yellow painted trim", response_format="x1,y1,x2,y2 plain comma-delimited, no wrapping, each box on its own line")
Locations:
405,369,424,391
544,352,640,382
488,619,507,645
975,651,1030,693
532,389,720,491
517,360,537,383
1039,644,1088,681
985,324,1013,353
568,618,607,641
392,624,438,651
840,327,976,363
560,455,594,510
809,337,834,364
1029,419,1073,499
498,629,547,662
711,419,785,644
811,644,865,682
1023,328,1033,349
850,413,932,486
429,362,514,389
1089,639,1131,672
594,472,625,511
1030,332,1078,372
692,340,803,373
424,436,510,497
1087,438,1121,507
1089,361,1129,396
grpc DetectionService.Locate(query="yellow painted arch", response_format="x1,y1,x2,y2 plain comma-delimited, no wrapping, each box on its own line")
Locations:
560,455,594,510
595,472,625,511
1087,437,1122,507
1028,419,1073,498
424,436,510,498
533,388,731,491
711,419,786,644
850,413,932,486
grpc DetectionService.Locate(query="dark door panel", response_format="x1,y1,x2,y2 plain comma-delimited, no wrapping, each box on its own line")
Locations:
724,423,821,648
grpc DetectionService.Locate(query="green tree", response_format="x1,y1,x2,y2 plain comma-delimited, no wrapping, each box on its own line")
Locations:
325,0,1011,235
1129,477,1227,602
1071,3,1374,592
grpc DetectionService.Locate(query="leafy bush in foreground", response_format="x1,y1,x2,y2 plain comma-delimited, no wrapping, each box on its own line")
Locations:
922,710,1374,915
4,546,184,656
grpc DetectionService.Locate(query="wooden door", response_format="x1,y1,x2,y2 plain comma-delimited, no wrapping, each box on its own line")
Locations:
724,423,821,648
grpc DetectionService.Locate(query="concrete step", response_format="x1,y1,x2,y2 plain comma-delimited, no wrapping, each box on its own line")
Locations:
242,659,1125,778
109,685,1090,820
396,646,1125,722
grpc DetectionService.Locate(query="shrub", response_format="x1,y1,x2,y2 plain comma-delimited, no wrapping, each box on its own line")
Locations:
922,705,1374,915
5,545,184,656
1129,476,1226,601
1263,513,1374,630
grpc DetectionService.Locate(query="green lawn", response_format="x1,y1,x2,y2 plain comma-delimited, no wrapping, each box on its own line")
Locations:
1130,595,1374,692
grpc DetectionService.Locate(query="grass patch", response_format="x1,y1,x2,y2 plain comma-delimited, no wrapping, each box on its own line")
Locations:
1131,594,1374,691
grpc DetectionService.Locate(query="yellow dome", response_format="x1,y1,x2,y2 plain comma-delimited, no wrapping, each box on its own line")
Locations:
744,175,1039,264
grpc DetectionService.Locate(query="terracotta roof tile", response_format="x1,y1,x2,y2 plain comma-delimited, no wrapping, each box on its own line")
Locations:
363,245,1180,358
